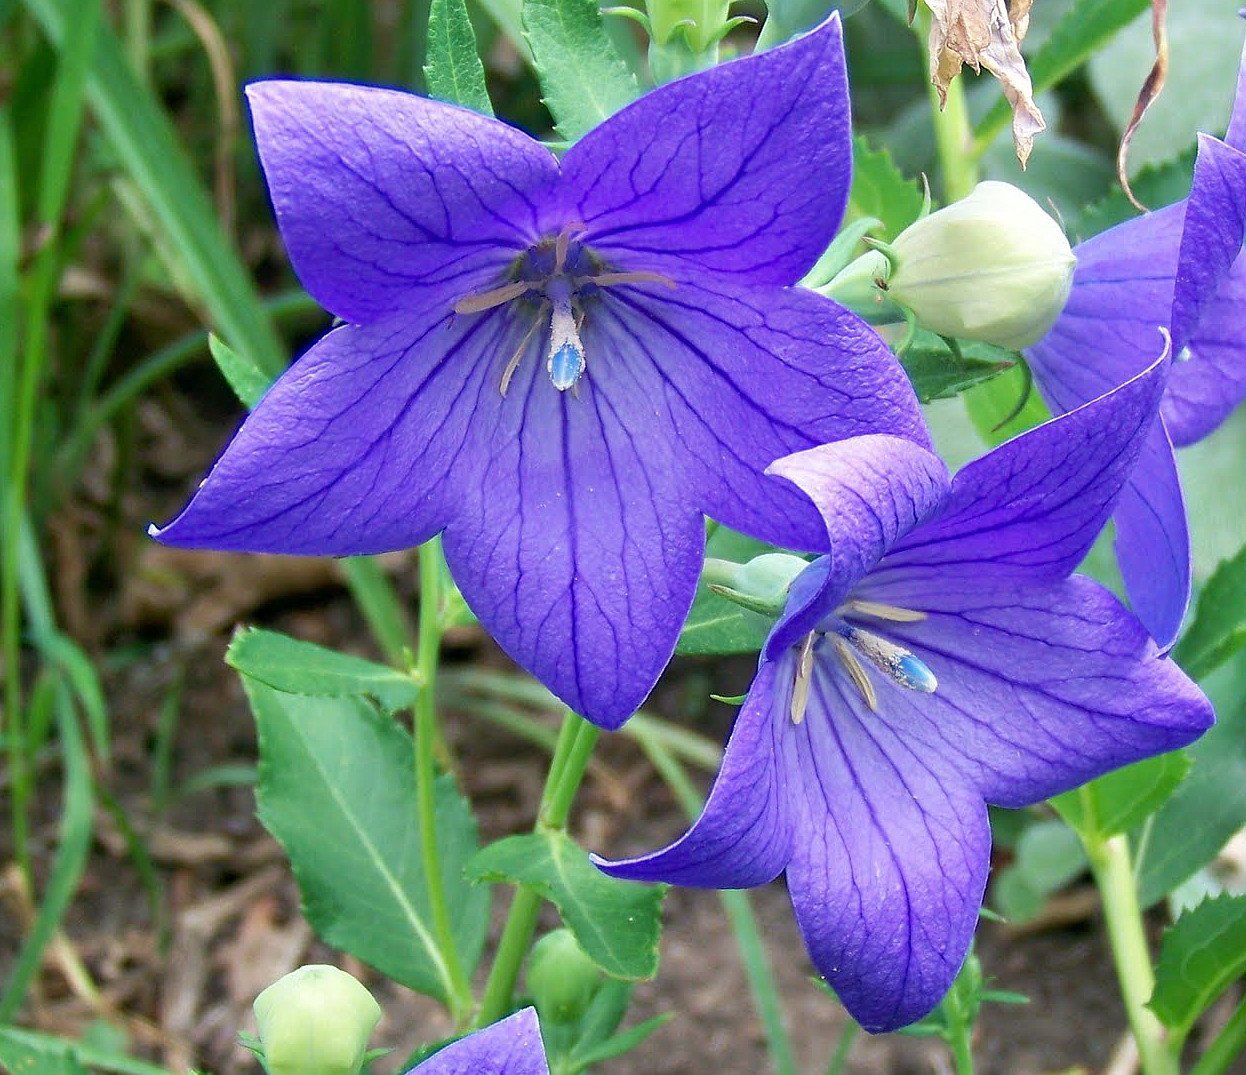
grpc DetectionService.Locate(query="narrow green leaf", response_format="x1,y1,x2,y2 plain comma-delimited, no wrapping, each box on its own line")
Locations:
227,626,420,713
468,830,665,980
521,0,639,141
40,632,109,762
568,1014,673,1070
247,680,490,1001
1174,543,1246,681
34,0,98,225
1149,894,1246,1040
425,0,495,115
0,695,94,1021
0,109,19,486
1052,751,1190,838
974,0,1149,149
900,333,1017,404
208,333,271,411
847,136,925,239
21,0,287,376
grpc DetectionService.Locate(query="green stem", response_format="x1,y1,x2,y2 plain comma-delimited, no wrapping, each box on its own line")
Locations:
415,538,473,1022
1085,833,1178,1075
825,1021,859,1075
913,3,979,201
476,712,600,1028
636,728,799,1075
1190,997,1246,1075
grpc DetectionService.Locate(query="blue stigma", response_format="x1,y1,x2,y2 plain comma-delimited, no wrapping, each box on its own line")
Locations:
894,653,937,693
549,341,585,391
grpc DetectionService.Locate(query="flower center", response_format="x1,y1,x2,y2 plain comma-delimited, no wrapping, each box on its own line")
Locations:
453,225,676,395
789,600,936,724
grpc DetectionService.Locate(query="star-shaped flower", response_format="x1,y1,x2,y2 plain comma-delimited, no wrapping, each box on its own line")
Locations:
408,1008,547,1074
595,358,1212,1032
1026,34,1246,646
150,16,926,729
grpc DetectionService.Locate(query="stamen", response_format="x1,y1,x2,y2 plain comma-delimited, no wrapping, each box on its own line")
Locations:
832,637,878,712
842,599,927,623
842,626,936,694
553,222,587,274
791,632,817,724
586,271,678,290
500,304,548,396
454,280,533,315
547,295,586,391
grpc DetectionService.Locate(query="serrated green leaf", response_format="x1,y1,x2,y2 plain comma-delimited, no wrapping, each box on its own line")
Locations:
1137,659,1246,906
1149,894,1246,1040
247,680,489,1001
847,136,926,239
468,830,665,980
1174,543,1246,681
208,333,271,411
975,0,1150,150
1071,149,1195,241
425,0,495,115
522,0,638,142
227,627,420,713
900,332,1017,404
1052,751,1190,838
0,1032,89,1075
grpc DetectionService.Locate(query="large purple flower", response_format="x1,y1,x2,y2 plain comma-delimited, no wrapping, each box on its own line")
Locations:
1026,37,1246,647
150,16,925,729
595,358,1213,1032
408,1008,547,1074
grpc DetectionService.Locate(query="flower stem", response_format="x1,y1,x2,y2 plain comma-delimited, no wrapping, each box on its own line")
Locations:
913,3,979,202
634,727,799,1075
825,1021,859,1075
1085,833,1178,1075
415,537,473,1023
1190,996,1246,1075
475,711,601,1028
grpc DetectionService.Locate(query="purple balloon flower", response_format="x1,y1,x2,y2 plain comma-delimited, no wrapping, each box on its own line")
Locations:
149,15,926,729
595,358,1213,1032
1026,37,1246,647
408,1008,547,1074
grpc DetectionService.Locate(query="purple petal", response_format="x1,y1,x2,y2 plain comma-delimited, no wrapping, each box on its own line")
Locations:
1226,36,1246,149
848,573,1213,807
151,294,497,554
1112,420,1190,648
882,356,1168,584
762,436,950,657
593,659,797,886
596,279,929,553
558,15,851,287
247,81,559,324
410,1008,548,1075
1164,134,1246,445
786,660,990,1033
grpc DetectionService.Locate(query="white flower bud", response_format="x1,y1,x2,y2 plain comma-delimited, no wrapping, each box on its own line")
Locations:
886,181,1076,350
253,965,382,1075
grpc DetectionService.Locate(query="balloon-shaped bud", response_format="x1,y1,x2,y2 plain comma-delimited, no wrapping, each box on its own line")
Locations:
886,181,1076,350
253,965,382,1075
525,929,603,1026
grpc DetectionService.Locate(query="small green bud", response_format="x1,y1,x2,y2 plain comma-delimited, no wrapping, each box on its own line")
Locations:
702,553,809,617
525,929,603,1025
253,965,382,1075
885,182,1076,350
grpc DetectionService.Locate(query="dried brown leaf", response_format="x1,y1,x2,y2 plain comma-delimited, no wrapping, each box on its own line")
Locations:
924,0,1046,165
1117,0,1170,210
